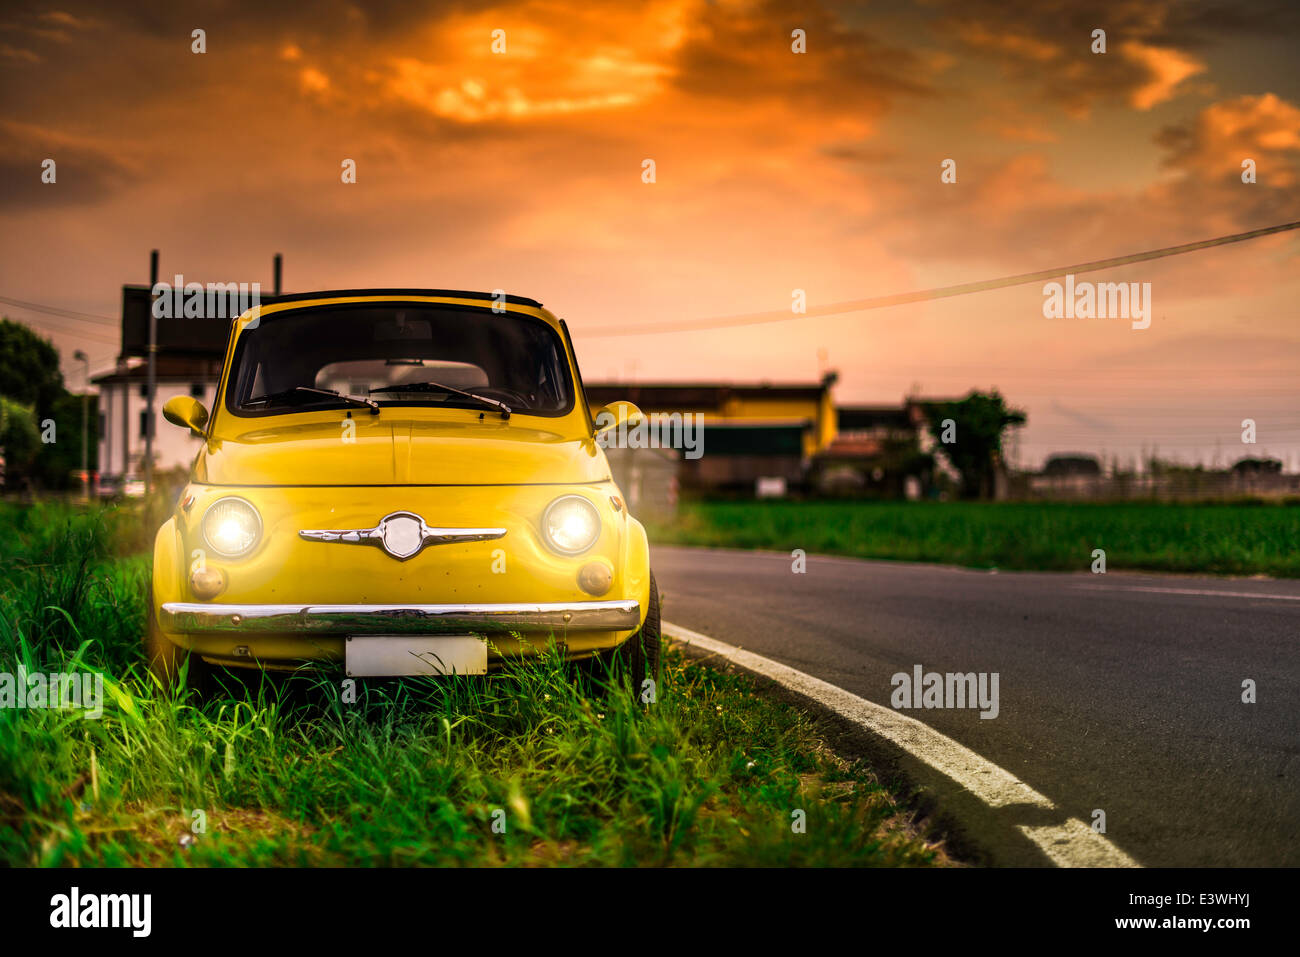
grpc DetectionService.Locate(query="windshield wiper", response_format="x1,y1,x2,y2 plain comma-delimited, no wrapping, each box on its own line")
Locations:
369,381,511,419
247,386,380,414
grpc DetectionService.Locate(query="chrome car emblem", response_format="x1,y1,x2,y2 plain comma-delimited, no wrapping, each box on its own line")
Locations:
299,511,506,561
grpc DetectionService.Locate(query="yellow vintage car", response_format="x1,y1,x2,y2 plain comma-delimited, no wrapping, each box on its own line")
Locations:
147,289,657,691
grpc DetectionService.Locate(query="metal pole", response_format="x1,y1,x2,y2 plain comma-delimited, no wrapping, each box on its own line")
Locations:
120,362,127,486
274,253,282,296
81,391,88,488
74,350,89,501
145,249,158,498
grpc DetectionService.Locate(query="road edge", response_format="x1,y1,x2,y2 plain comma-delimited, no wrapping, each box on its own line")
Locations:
664,620,1141,868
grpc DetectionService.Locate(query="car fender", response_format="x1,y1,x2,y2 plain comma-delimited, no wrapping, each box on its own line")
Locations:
152,517,186,631
622,513,652,630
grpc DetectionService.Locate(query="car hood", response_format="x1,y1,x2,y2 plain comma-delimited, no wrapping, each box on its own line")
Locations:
199,415,609,486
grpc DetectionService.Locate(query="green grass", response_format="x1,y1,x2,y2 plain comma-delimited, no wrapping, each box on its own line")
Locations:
647,500,1300,577
0,502,944,867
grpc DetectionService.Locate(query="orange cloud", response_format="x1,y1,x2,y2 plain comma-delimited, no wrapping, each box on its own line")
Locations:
957,23,1060,63
382,1,685,122
932,0,1252,115
299,66,331,97
1121,42,1205,110
1159,93,1300,190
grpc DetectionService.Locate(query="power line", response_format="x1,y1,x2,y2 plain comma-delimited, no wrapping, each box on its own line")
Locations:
11,314,119,344
0,294,121,344
0,294,116,325
582,219,1300,337
5,217,1297,344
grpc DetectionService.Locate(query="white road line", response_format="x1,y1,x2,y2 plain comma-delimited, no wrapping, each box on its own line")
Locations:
1018,818,1139,868
663,621,1141,868
1072,583,1300,602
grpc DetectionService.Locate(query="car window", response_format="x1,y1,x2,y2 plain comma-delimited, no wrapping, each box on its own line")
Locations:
226,304,575,416
314,359,490,394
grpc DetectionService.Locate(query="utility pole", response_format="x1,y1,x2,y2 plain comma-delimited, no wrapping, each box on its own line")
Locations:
274,252,282,296
73,350,89,500
145,249,158,498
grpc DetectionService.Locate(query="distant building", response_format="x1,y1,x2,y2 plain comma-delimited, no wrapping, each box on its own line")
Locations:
1226,457,1290,498
1029,453,1104,498
93,355,222,480
812,403,933,498
585,374,839,496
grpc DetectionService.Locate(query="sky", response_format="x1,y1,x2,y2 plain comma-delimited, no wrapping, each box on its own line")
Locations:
1,0,1298,469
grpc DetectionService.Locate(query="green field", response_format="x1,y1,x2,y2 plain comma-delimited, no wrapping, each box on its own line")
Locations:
0,503,943,867
647,500,1300,577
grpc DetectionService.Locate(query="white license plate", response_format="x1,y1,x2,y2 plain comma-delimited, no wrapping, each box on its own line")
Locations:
345,636,488,676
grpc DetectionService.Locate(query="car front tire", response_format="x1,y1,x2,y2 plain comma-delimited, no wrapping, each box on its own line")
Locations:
608,571,661,700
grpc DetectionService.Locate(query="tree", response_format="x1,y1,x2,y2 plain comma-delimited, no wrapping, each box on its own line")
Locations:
0,395,39,488
35,390,99,490
0,318,96,490
924,391,1027,500
1043,454,1102,477
0,318,64,414
1231,457,1282,475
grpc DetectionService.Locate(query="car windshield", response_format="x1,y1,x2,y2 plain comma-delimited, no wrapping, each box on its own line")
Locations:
226,304,574,416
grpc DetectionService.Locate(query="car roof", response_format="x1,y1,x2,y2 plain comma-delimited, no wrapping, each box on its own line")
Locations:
267,288,543,308
242,290,557,332
231,291,568,360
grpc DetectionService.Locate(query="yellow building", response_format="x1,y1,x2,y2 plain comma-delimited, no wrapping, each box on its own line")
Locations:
584,373,839,496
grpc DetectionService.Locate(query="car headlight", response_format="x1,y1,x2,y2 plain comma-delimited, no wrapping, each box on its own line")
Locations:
542,495,600,555
202,496,262,558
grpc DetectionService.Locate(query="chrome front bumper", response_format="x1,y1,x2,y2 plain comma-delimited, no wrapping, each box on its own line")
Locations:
160,600,641,635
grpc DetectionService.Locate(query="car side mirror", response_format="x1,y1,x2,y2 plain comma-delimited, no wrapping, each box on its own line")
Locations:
163,395,209,437
593,401,644,437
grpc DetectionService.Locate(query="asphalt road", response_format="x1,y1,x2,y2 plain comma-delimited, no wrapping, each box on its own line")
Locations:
653,545,1300,867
